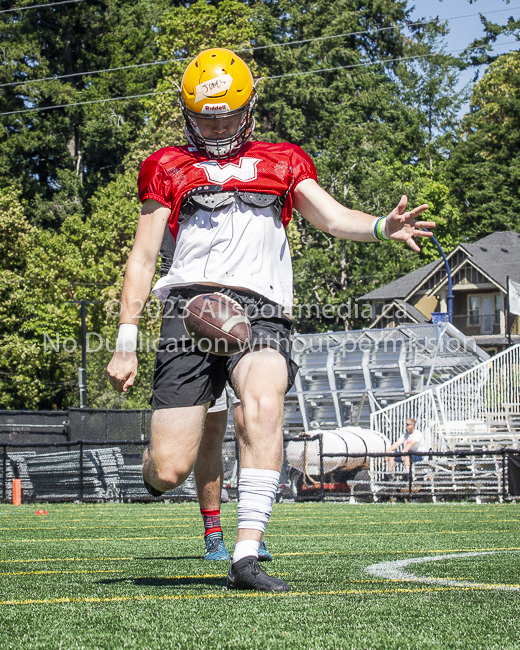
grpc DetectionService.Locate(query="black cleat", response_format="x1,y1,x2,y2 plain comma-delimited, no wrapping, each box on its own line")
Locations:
226,556,290,592
143,477,165,497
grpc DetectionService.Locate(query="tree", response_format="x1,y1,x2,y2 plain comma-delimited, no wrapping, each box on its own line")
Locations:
245,0,460,331
146,0,257,133
447,51,520,238
0,0,175,228
3,0,512,406
0,0,262,409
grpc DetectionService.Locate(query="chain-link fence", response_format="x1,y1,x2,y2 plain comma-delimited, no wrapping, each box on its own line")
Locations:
285,435,520,502
0,438,238,503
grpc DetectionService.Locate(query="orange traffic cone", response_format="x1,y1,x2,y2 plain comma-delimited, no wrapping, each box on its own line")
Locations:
35,509,48,515
12,479,21,506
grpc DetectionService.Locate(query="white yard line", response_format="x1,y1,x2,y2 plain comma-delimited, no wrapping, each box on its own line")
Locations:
366,551,520,592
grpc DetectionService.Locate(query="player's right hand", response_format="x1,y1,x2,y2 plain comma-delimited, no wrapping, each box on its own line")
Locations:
107,351,138,393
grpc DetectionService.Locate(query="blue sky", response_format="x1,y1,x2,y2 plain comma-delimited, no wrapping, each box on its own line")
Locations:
408,0,520,112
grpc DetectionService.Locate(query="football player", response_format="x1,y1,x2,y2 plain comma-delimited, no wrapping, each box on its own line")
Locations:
107,48,434,592
160,226,272,562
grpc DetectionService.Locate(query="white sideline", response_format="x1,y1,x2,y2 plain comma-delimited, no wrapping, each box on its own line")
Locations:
365,551,520,592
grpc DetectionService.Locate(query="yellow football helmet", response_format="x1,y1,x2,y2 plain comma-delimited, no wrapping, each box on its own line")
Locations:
179,48,257,158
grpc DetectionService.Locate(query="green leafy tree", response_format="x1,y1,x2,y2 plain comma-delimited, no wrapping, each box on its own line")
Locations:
0,0,260,409
146,0,257,137
0,169,163,410
3,0,512,406
245,0,462,331
447,51,520,238
0,0,175,228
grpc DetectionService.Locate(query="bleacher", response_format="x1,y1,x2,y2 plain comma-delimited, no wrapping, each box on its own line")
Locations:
369,344,520,500
371,454,509,502
1,447,199,502
277,322,487,435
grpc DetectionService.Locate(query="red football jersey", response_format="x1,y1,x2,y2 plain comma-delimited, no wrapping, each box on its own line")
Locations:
138,141,317,240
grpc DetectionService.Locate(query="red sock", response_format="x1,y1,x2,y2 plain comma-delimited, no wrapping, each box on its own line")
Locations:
200,508,222,537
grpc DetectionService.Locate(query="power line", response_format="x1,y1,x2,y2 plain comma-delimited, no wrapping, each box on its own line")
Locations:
0,58,184,89
2,40,518,118
1,6,518,89
262,43,489,81
247,6,520,53
0,89,173,116
0,22,424,89
0,0,88,13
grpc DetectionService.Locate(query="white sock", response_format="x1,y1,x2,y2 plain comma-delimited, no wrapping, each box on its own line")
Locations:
233,468,280,564
233,539,260,564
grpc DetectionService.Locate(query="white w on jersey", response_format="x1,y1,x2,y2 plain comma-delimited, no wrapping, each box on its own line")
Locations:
195,158,261,184
152,197,293,312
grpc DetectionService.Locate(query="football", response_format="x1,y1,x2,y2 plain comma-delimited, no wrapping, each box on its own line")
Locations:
183,292,252,356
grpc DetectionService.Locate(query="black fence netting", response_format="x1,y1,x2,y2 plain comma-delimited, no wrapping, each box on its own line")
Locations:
1,410,519,503
1,439,519,504
508,453,520,496
68,408,151,442
0,410,69,445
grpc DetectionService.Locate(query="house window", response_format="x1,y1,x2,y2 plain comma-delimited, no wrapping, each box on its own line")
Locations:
468,296,480,326
494,294,502,326
467,293,502,334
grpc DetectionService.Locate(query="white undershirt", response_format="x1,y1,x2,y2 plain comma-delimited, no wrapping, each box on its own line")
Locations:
152,199,294,311
397,430,427,453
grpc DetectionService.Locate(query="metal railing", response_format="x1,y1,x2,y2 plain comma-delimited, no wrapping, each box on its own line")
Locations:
370,390,442,448
435,344,520,436
370,344,520,447
1,438,234,503
314,447,519,502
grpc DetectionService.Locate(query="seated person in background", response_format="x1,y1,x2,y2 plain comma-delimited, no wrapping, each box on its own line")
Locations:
385,418,426,477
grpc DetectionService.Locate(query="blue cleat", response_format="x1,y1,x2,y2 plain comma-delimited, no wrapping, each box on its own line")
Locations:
257,539,273,562
204,532,231,561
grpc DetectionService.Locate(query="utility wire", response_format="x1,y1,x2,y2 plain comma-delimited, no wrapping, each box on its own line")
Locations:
2,41,518,118
0,0,88,13
262,43,497,81
1,6,518,89
246,6,520,53
0,58,185,89
0,21,425,89
0,89,173,116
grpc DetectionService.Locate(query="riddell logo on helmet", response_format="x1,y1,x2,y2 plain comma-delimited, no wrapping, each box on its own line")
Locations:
201,103,230,114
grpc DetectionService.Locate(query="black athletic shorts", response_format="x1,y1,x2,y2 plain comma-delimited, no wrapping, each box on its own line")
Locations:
151,284,299,410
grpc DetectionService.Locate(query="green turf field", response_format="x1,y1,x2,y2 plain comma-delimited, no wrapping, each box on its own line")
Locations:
1,501,519,650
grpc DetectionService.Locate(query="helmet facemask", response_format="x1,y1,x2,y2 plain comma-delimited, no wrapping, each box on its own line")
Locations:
180,90,257,159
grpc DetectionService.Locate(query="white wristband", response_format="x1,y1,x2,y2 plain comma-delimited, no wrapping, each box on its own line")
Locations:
371,218,380,241
115,324,138,352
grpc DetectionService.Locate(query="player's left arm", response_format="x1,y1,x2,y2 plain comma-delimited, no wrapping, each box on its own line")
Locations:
293,178,435,252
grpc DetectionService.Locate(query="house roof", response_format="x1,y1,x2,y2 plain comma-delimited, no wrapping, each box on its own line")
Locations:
473,231,520,248
458,232,520,289
395,299,430,323
360,231,520,301
368,299,430,329
359,259,440,300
